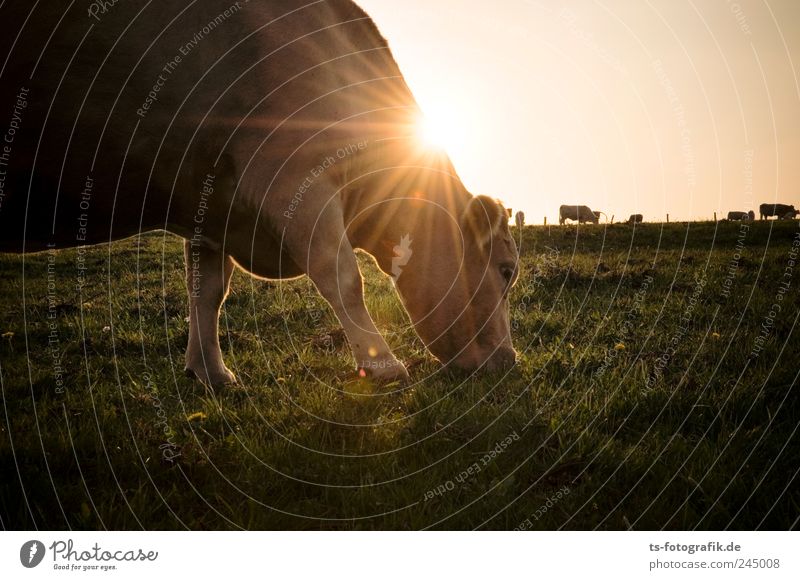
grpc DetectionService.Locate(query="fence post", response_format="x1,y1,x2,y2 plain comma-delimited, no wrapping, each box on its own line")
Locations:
543,216,547,226
714,211,717,222
667,213,670,223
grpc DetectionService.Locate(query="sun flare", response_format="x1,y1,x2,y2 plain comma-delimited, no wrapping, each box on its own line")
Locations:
415,109,466,157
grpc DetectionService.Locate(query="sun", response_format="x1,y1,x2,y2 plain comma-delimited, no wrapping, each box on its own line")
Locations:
414,108,467,157
416,115,449,150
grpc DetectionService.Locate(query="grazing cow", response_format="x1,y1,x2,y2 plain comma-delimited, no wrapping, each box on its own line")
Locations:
627,214,644,224
781,209,800,220
515,211,525,229
760,203,798,220
0,1,519,386
727,211,755,221
559,205,599,225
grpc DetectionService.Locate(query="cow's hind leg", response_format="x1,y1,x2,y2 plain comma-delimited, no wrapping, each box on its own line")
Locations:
184,241,236,388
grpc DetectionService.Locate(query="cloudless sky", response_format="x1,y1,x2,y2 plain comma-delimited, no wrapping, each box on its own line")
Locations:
357,0,800,223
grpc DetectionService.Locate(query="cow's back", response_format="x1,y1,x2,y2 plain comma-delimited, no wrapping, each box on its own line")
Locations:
760,203,793,218
0,0,400,252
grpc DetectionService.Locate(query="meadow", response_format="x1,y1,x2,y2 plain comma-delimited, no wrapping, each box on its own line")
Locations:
1,220,798,530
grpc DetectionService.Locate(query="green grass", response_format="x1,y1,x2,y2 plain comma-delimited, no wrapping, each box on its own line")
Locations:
1,221,799,530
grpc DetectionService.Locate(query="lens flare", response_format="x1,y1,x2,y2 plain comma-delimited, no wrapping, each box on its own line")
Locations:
415,109,466,157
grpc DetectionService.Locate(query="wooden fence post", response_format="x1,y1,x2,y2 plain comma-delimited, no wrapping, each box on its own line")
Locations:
667,214,670,223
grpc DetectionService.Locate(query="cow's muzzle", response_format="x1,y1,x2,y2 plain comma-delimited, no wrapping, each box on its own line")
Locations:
438,343,517,374
482,345,517,372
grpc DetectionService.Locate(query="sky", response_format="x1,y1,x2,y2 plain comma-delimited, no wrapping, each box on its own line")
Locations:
357,0,800,223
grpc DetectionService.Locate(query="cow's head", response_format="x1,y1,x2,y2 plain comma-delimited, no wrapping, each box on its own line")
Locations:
394,195,519,372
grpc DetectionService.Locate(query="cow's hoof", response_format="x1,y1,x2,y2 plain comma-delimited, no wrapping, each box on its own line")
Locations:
360,359,410,383
184,365,237,390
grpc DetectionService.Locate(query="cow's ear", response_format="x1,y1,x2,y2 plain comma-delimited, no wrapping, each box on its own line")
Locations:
461,195,504,246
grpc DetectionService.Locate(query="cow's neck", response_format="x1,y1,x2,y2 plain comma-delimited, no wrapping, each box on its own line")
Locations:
341,139,470,276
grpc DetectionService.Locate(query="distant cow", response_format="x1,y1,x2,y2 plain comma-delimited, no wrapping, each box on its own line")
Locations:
560,205,599,225
627,214,643,224
760,203,798,220
727,210,755,221
515,211,525,228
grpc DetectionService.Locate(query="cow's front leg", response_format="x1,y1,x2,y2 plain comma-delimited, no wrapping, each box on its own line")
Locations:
306,245,409,383
183,241,236,388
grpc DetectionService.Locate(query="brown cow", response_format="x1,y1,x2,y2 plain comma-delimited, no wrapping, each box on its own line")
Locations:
727,211,755,221
760,204,798,220
0,1,518,386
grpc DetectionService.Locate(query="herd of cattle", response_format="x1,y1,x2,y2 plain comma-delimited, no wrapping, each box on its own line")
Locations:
510,204,799,226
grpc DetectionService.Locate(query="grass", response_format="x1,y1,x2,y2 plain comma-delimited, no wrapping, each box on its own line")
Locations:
1,220,799,530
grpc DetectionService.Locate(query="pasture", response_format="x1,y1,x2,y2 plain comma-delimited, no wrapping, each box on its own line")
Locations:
1,220,798,530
